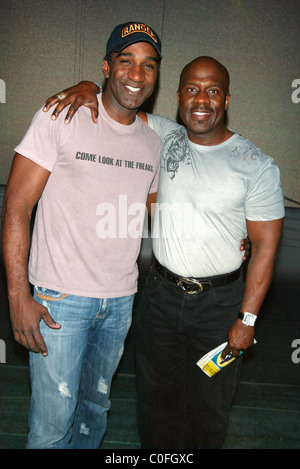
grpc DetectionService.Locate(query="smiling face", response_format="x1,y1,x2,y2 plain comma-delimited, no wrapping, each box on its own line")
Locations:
102,42,159,124
177,57,232,145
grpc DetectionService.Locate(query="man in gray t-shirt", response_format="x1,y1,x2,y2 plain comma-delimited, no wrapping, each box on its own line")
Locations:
148,114,284,278
42,56,284,449
135,57,284,448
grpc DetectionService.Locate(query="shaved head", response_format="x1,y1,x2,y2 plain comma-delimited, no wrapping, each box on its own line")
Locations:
177,56,232,145
179,56,230,93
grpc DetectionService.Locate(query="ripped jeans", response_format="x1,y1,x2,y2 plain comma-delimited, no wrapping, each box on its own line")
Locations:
26,287,134,449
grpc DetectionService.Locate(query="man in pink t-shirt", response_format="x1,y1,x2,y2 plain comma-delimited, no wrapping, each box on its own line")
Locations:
1,22,162,449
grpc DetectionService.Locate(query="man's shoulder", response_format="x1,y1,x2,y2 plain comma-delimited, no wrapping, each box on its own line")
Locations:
147,114,185,142
148,113,181,128
228,132,274,166
137,116,162,149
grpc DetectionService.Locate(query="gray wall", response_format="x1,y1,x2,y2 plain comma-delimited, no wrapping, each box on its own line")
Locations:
0,0,299,206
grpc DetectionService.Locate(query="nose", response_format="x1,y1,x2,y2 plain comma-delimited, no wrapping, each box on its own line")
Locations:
128,65,145,82
194,89,209,104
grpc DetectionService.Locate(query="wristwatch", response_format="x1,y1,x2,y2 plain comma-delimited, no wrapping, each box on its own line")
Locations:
238,311,257,326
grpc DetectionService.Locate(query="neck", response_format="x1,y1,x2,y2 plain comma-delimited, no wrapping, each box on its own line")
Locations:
188,126,233,146
101,92,137,125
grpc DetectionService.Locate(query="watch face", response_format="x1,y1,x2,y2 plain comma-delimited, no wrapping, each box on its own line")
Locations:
244,313,256,326
238,312,256,326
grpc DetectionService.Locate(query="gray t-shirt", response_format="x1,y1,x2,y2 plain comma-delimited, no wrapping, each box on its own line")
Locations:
148,114,285,277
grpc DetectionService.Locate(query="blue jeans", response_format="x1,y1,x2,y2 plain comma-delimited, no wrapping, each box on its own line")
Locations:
26,287,134,449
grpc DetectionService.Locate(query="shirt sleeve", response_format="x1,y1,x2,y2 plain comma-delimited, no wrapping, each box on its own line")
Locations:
147,114,179,141
14,106,60,172
245,156,285,221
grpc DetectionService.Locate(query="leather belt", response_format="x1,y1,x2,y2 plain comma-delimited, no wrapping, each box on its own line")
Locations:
154,259,241,294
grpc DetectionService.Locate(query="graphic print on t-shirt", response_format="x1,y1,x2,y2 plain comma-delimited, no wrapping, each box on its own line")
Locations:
74,150,154,173
161,127,192,179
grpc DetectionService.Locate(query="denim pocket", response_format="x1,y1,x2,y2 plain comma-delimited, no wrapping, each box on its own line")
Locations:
34,286,68,301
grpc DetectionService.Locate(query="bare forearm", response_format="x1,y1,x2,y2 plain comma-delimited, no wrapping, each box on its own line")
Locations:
2,198,61,355
223,251,275,358
240,249,277,315
240,218,283,316
223,218,283,358
2,154,51,299
1,198,32,301
1,155,59,355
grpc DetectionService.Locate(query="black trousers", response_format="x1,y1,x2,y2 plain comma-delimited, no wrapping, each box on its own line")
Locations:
135,264,245,449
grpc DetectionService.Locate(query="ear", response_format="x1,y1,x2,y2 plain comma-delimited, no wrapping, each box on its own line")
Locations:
225,93,231,110
102,59,110,79
177,90,180,106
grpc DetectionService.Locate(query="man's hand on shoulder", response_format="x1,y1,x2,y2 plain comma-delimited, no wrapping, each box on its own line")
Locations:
43,81,100,124
240,236,251,262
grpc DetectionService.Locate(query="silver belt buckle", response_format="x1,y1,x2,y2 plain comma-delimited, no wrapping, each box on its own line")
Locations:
177,277,204,294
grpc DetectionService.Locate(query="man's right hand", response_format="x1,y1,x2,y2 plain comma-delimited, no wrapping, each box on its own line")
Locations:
9,295,61,357
43,81,100,124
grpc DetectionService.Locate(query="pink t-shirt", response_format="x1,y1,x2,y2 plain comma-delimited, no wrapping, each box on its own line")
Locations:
15,96,161,298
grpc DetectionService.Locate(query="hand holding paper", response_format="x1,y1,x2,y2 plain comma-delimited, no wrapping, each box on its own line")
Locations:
197,340,257,377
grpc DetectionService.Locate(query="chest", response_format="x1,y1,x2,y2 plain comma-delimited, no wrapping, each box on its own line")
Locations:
159,146,250,213
51,118,159,191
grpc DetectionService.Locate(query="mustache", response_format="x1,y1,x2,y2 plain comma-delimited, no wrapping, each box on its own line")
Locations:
191,106,213,113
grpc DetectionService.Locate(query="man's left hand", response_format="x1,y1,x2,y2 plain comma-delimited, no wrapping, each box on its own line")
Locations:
221,318,255,359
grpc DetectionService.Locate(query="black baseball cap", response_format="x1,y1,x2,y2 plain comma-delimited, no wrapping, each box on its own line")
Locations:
105,21,162,59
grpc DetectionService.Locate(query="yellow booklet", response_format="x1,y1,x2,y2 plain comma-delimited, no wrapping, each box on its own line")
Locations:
197,340,257,377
